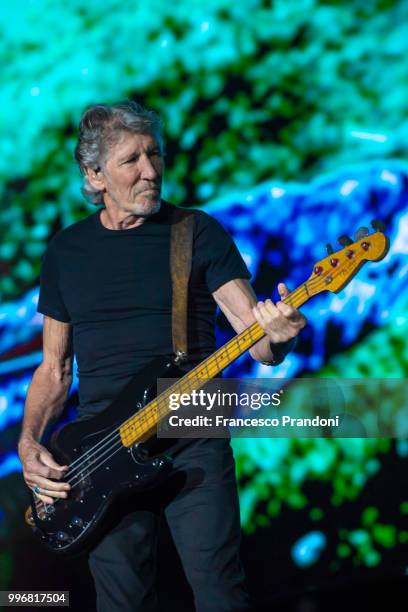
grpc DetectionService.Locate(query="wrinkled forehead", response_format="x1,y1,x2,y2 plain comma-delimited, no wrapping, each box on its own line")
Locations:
104,130,160,163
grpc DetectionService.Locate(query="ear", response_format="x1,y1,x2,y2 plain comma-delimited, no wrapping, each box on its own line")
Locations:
85,166,105,192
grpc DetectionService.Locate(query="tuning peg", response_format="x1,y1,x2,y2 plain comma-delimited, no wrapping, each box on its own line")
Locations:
355,227,369,241
338,235,353,247
326,243,334,255
371,219,386,232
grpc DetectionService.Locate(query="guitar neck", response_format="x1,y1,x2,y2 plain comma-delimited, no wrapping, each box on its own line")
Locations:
119,282,311,447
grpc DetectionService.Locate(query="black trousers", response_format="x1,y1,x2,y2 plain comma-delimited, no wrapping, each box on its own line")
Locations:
88,437,251,612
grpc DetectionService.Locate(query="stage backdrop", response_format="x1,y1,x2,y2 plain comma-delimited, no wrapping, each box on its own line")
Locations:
0,0,407,607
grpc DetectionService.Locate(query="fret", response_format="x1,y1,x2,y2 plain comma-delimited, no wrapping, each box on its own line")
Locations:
179,376,195,395
157,398,169,418
225,340,239,363
206,359,217,376
144,407,156,426
215,349,227,364
214,351,222,370
240,330,251,345
222,344,232,359
245,325,257,343
199,362,211,378
207,356,221,377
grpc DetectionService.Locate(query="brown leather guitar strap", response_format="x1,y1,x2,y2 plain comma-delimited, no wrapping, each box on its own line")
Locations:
170,206,194,363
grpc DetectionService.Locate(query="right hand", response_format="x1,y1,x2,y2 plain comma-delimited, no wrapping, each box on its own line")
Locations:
19,438,71,505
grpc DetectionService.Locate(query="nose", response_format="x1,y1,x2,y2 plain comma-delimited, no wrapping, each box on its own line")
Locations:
139,153,159,180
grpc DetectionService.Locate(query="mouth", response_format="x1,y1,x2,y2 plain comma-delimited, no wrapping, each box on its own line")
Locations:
141,187,159,193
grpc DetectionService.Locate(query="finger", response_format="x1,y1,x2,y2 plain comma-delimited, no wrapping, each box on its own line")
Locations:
253,303,271,328
253,303,284,343
277,283,290,299
276,301,298,318
252,304,261,323
39,450,68,472
252,304,269,328
35,486,69,500
258,299,280,318
35,492,55,505
24,451,67,480
295,313,307,329
26,463,66,480
26,473,70,492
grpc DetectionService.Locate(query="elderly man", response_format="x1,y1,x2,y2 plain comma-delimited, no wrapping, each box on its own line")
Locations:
18,101,306,611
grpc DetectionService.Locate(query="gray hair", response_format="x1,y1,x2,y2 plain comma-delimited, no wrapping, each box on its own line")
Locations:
74,101,164,205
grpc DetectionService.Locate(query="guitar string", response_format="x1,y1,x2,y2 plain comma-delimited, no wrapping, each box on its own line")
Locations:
35,328,260,518
63,261,318,468
47,247,359,483
44,317,262,486
33,259,355,515
34,332,251,513
36,280,301,497
34,250,367,515
98,247,364,447
33,260,351,517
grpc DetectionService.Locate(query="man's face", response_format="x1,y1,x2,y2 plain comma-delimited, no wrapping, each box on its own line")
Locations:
98,131,163,217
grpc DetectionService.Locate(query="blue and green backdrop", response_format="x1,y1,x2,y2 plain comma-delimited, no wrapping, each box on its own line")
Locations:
0,0,407,604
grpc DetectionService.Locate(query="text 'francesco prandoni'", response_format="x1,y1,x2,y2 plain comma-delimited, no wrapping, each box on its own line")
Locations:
166,390,340,430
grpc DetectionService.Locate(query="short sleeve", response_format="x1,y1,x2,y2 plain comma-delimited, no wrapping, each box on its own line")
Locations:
193,210,251,293
37,238,71,323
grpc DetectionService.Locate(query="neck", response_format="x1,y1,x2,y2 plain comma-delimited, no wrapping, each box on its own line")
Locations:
99,207,149,230
119,285,312,447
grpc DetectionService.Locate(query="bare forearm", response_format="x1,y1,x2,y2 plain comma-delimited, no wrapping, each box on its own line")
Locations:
19,363,72,447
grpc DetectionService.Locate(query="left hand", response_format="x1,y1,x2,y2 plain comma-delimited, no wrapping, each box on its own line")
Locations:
252,283,307,344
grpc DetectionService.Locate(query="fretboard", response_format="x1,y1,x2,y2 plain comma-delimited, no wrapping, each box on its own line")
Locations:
119,283,310,447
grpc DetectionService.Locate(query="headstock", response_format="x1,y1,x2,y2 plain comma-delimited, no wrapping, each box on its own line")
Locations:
305,220,389,297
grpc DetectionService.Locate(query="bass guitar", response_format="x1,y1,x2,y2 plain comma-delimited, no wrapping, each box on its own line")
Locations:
25,222,389,554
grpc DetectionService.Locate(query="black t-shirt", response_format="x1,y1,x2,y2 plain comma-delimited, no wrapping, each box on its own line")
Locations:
37,200,251,417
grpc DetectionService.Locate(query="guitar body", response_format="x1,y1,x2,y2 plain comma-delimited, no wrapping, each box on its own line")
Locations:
29,357,182,555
